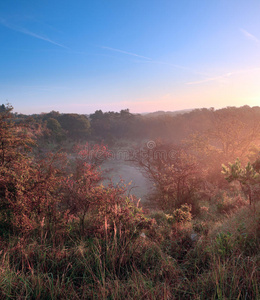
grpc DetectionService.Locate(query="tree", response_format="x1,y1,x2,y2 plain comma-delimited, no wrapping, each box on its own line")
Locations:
0,104,7,113
63,142,150,237
0,104,33,168
5,152,67,233
46,118,66,142
63,143,111,234
222,157,260,205
0,104,35,232
206,109,260,160
186,107,260,187
130,141,202,211
58,113,90,139
0,104,68,234
89,109,135,142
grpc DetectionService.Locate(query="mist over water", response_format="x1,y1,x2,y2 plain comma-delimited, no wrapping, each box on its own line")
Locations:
102,159,153,203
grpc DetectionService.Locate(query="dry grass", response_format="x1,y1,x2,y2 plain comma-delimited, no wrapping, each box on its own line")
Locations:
0,198,259,299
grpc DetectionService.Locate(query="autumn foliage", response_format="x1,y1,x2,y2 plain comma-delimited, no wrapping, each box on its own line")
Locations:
0,105,259,299
0,106,150,240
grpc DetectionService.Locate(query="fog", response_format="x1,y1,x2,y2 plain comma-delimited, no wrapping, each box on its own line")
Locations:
102,159,154,203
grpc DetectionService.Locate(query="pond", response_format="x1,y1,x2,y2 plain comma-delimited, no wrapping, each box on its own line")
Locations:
101,159,154,204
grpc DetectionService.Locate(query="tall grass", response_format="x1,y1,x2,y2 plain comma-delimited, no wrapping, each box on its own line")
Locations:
0,199,259,299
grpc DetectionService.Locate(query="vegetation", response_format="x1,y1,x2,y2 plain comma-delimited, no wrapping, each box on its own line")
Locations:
222,158,260,205
0,104,259,299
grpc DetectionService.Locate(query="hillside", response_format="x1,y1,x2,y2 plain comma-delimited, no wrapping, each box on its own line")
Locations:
0,104,259,299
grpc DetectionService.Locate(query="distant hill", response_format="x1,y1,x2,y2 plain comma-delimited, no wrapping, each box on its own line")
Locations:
141,109,193,118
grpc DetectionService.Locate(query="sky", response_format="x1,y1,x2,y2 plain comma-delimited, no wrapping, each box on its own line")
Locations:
1,0,260,114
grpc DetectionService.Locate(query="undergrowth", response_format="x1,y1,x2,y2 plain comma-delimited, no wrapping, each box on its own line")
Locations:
0,200,259,299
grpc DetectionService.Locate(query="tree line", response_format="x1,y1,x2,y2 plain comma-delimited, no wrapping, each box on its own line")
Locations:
1,103,260,213
7,104,260,147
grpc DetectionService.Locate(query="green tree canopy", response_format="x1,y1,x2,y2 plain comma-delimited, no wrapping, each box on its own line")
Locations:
58,114,90,139
222,157,260,205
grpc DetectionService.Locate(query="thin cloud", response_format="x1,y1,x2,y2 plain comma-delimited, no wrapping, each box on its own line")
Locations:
149,60,209,76
100,45,209,77
240,28,260,44
18,28,68,49
186,68,260,85
100,46,152,60
186,73,231,85
0,18,68,49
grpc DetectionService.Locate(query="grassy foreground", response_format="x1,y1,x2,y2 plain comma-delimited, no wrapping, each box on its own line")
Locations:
0,199,259,300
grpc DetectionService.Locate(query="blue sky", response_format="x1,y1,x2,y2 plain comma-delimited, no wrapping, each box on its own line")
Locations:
1,0,260,114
